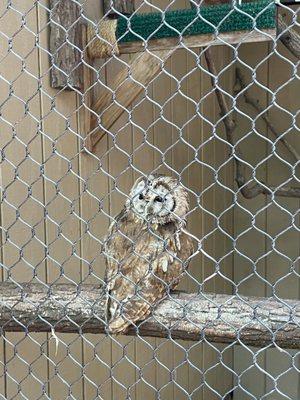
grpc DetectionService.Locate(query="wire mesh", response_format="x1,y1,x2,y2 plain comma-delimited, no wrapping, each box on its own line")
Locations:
0,0,299,399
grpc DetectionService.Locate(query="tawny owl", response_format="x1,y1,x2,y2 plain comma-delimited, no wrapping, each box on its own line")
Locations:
104,174,194,334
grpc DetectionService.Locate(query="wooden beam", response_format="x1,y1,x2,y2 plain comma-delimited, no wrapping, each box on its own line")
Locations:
49,0,83,89
190,0,231,6
277,14,300,59
87,28,274,151
89,49,173,150
81,24,93,152
103,0,135,18
114,28,276,54
1,282,300,348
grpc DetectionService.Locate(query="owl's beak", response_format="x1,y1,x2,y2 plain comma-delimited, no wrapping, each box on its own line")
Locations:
147,206,154,214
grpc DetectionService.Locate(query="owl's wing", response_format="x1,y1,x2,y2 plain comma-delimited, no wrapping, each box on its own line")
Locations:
103,208,130,290
107,229,194,334
103,209,132,324
108,276,164,334
106,230,171,333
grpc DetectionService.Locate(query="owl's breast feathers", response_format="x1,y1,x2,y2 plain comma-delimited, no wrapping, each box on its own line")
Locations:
104,209,194,334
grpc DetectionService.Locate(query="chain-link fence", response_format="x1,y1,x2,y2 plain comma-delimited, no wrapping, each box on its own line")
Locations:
0,0,299,399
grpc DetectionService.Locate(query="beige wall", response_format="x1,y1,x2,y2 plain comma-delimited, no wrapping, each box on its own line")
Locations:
0,0,298,399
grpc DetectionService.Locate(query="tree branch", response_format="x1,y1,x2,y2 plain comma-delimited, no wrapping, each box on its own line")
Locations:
204,47,300,199
1,282,300,348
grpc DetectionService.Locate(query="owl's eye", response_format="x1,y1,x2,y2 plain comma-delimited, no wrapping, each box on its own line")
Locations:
154,196,163,202
139,193,144,200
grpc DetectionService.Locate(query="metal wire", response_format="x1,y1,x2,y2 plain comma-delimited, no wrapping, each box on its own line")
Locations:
0,0,299,399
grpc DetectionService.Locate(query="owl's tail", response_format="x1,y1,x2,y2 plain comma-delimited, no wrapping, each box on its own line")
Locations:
108,300,152,334
108,317,131,334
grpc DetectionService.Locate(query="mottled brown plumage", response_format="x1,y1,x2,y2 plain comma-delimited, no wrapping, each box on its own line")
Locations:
104,175,194,334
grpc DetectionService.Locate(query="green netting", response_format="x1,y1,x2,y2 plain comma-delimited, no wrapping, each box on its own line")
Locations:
116,0,275,43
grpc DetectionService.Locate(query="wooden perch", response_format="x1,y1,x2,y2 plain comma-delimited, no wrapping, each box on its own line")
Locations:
49,0,83,89
116,29,275,54
1,282,300,348
87,49,173,150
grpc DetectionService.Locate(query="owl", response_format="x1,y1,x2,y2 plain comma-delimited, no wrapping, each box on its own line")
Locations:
103,174,194,334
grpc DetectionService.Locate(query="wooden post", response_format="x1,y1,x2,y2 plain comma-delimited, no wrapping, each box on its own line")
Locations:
103,0,135,18
49,0,83,89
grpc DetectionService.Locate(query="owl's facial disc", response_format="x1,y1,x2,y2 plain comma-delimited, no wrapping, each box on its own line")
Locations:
145,185,175,218
127,175,189,225
129,178,175,223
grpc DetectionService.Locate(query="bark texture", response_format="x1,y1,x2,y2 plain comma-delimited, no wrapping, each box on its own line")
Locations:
277,14,300,59
49,0,83,89
1,282,300,348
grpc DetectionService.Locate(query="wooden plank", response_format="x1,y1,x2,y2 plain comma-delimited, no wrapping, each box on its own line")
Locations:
38,1,84,397
79,40,113,400
201,45,235,400
232,41,269,400
149,8,191,396
265,36,300,399
78,2,113,398
185,46,204,398
200,46,218,400
0,0,49,398
80,79,112,400
89,49,173,150
205,45,234,400
195,44,234,400
0,3,7,394
49,0,83,89
130,50,157,400
79,66,113,400
116,28,276,54
151,54,174,400
41,97,83,397
81,24,93,152
169,48,191,400
105,53,136,400
129,5,159,398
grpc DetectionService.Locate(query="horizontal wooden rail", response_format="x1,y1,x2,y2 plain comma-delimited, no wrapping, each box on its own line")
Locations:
1,282,300,348
116,28,276,54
